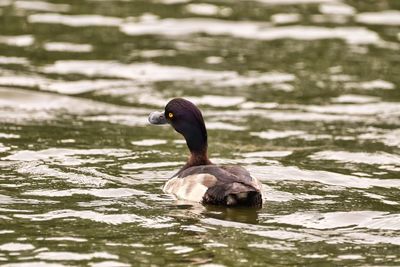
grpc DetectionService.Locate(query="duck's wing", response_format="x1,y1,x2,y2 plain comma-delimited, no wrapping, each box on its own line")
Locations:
177,165,252,184
176,165,263,207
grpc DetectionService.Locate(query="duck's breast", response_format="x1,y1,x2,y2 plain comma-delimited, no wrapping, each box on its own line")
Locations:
163,173,217,202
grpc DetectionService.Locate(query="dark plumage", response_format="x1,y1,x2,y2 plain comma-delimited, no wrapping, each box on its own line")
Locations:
148,98,264,207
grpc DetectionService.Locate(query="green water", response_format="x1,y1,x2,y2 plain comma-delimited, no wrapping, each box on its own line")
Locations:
0,0,400,266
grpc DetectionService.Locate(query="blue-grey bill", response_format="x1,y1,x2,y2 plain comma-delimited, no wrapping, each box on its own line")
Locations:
148,111,167,125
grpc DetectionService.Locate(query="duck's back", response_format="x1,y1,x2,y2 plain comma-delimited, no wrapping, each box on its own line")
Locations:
163,165,264,207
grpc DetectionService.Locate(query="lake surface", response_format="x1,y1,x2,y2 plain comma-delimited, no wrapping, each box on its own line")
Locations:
0,0,400,266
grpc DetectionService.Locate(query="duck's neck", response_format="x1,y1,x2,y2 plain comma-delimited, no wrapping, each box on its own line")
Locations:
174,149,211,177
187,149,211,167
183,131,212,168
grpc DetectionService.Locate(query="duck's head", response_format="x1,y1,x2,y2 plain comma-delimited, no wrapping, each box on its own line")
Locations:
148,98,208,158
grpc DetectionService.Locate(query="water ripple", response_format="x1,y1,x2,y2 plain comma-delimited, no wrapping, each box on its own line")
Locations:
121,17,387,46
15,209,176,226
28,13,123,27
251,165,400,188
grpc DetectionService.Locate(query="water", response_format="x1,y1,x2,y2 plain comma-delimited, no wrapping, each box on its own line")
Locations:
0,0,399,266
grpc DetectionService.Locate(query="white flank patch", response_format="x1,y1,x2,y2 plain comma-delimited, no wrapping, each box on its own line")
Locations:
164,174,213,202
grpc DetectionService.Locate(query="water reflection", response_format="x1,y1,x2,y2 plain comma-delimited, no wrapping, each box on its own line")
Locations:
203,205,260,224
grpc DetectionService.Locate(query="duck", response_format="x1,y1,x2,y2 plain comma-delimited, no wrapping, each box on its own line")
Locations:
148,98,264,207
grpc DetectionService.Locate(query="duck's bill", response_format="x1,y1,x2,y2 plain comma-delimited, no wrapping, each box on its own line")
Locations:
148,111,167,125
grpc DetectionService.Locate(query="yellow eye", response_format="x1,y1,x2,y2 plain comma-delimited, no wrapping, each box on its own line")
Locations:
168,112,174,119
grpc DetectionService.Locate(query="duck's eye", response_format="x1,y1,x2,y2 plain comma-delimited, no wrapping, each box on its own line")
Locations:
168,112,174,119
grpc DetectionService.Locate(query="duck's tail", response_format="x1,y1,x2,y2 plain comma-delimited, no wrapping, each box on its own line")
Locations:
203,182,263,208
